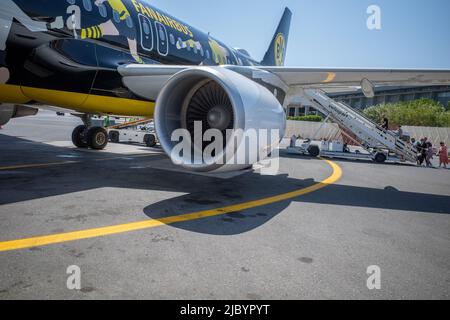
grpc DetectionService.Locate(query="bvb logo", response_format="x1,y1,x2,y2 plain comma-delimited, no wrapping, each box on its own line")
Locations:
274,33,285,66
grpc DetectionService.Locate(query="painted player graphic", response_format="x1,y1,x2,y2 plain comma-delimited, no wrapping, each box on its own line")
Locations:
176,38,203,52
176,36,234,65
208,38,232,65
80,0,143,63
0,0,63,83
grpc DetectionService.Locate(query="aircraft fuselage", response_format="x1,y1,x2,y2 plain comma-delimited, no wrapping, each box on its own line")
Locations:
0,0,259,116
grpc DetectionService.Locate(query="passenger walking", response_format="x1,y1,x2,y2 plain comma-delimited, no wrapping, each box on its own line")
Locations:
414,139,421,149
437,142,449,168
381,117,389,130
417,138,426,166
425,141,434,167
397,125,404,138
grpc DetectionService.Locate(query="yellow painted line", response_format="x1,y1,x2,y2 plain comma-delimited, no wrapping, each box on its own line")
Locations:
322,72,336,83
0,161,78,171
0,159,342,252
0,154,158,171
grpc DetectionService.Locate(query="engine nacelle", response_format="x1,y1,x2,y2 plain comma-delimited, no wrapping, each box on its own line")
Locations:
155,67,286,172
0,104,38,125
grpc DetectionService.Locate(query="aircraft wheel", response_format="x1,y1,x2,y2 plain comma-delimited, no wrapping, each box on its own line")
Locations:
87,127,108,150
373,152,387,163
374,152,387,164
109,130,120,143
307,145,320,157
144,134,157,147
71,125,88,148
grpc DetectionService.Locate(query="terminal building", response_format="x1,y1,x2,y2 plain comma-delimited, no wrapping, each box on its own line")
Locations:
287,85,450,117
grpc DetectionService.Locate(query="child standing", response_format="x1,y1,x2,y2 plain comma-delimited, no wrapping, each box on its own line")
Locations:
438,142,449,168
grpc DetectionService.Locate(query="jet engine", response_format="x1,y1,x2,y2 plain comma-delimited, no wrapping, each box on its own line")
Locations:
154,67,286,172
0,104,38,126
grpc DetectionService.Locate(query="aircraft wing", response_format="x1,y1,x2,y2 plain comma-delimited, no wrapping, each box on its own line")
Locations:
257,66,450,88
118,64,450,100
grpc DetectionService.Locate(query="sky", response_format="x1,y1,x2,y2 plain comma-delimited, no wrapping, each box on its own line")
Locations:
150,0,450,69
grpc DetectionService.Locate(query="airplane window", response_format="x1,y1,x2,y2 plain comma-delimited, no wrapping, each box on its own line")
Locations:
186,44,190,52
177,38,182,49
98,4,107,18
193,45,197,54
206,50,210,60
126,16,133,28
113,10,120,23
155,22,168,56
143,21,150,35
139,15,153,52
169,34,175,45
83,0,92,12
200,47,204,57
158,27,166,42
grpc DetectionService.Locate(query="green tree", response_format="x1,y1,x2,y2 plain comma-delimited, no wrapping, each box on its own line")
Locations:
363,98,450,127
287,115,323,122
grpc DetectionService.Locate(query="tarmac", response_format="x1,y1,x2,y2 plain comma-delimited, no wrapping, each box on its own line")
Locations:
0,110,449,299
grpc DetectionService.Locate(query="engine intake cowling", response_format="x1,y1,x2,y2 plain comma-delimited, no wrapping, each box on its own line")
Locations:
155,67,286,172
0,104,38,125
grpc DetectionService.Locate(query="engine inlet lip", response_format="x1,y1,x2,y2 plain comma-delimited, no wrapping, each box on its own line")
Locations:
155,67,246,172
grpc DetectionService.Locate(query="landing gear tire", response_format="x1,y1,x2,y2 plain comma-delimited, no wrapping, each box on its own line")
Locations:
144,134,157,147
307,145,320,157
72,125,88,148
374,152,387,164
109,130,120,143
87,127,108,150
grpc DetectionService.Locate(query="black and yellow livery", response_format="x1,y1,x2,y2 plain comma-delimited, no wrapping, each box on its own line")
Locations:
81,25,104,39
0,0,291,118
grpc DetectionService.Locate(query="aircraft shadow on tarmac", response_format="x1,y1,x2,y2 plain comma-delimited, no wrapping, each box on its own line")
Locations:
0,134,448,236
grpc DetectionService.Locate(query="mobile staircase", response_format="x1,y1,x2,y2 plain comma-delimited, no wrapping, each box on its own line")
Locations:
295,89,417,163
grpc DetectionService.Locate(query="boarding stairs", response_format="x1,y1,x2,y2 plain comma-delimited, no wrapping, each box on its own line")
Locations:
302,89,417,162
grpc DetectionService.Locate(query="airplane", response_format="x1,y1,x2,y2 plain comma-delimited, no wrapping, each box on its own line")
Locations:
0,0,449,173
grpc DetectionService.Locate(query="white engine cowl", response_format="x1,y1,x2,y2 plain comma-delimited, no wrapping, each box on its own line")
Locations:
0,104,38,125
155,67,286,173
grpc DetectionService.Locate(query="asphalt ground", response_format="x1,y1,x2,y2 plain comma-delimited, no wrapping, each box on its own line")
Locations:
0,111,449,299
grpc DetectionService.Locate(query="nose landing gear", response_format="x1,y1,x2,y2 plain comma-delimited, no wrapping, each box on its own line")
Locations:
71,114,108,150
